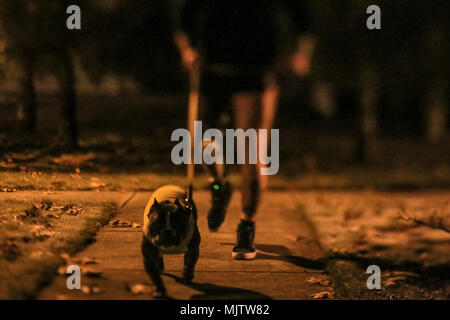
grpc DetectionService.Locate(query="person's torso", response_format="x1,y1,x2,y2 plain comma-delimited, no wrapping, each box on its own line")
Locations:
193,0,280,67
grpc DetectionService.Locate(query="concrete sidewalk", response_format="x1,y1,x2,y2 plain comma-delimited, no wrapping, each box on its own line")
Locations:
38,191,332,300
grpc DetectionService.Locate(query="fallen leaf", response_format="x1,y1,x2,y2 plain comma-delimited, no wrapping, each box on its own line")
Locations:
82,285,103,294
128,283,153,295
81,256,99,265
307,276,331,286
25,205,42,217
60,253,71,262
32,226,56,240
0,240,21,261
384,276,408,287
385,271,418,278
39,200,54,210
30,250,44,259
419,252,429,260
285,234,305,242
57,265,67,275
44,191,59,195
51,153,95,166
81,266,103,278
109,219,133,228
90,177,107,188
311,291,334,299
63,205,84,216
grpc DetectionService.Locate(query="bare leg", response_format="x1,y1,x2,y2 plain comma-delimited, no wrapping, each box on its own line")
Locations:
199,94,228,183
259,80,280,190
232,92,261,221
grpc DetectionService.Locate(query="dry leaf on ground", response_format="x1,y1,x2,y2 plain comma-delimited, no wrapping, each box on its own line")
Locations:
128,283,153,295
57,265,68,275
306,276,331,286
64,205,85,216
311,291,334,299
80,256,99,265
384,276,408,287
32,226,56,240
25,205,42,217
0,240,21,261
51,153,95,166
109,219,134,228
82,285,103,294
81,266,103,278
90,177,107,188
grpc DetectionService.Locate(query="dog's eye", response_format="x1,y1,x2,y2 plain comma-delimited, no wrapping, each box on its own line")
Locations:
149,211,158,222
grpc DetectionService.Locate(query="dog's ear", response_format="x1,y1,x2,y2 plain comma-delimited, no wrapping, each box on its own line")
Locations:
148,198,159,215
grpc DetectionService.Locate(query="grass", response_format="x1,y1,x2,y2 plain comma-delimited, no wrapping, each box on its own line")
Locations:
1,165,450,192
298,192,450,299
1,93,449,193
0,198,117,299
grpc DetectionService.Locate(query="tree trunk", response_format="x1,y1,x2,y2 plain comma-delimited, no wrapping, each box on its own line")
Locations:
58,50,78,149
426,81,447,144
355,68,379,163
17,61,37,134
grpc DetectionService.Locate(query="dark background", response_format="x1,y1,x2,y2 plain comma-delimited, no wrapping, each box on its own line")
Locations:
0,0,449,188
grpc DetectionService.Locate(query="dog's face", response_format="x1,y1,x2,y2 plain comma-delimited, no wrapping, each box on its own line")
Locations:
147,199,192,248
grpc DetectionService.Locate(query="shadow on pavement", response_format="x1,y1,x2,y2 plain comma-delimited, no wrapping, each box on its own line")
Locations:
255,244,325,271
164,274,272,300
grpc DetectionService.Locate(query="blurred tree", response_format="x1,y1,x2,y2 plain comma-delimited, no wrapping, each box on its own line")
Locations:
0,1,40,134
311,0,384,163
311,0,449,161
79,0,182,92
0,0,85,148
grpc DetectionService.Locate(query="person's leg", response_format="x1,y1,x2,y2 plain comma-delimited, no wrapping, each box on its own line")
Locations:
200,73,233,231
232,92,261,221
231,92,261,260
259,77,280,190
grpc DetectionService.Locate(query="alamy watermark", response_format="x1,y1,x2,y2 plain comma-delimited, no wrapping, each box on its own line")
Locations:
366,265,381,289
66,265,81,290
171,121,279,176
366,5,381,30
66,5,81,30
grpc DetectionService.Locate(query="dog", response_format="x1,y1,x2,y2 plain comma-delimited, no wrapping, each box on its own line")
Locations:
142,185,201,298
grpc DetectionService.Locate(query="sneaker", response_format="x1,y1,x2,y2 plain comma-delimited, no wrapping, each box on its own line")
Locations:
232,220,256,260
207,180,232,231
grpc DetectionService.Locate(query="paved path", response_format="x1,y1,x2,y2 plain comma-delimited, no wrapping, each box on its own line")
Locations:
38,191,331,300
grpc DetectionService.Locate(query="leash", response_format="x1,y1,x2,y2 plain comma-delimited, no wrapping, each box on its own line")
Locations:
187,69,200,202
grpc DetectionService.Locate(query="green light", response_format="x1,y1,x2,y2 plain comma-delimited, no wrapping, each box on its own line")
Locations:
213,184,220,191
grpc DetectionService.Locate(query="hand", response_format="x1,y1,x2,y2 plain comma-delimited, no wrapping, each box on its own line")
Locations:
180,46,200,72
290,35,316,76
174,32,201,72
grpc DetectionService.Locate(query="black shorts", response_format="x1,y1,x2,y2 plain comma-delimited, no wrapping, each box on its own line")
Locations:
199,67,267,129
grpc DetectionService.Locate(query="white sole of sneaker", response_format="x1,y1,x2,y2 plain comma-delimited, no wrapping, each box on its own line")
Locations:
232,250,257,260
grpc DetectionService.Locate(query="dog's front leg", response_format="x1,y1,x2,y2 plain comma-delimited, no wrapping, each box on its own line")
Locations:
141,237,166,297
183,228,201,283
